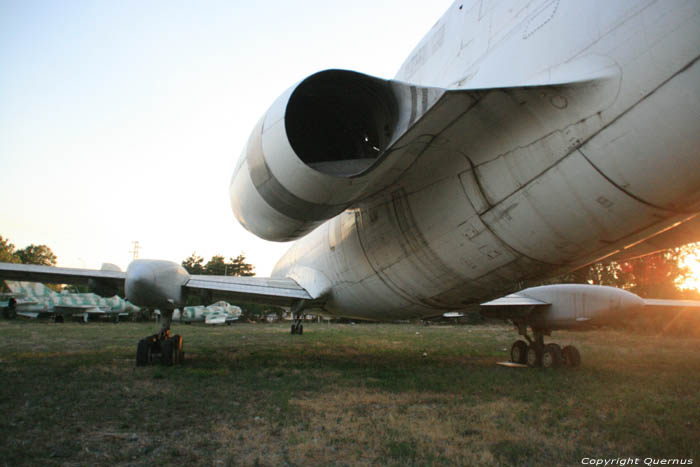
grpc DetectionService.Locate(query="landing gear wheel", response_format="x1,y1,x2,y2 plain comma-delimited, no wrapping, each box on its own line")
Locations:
161,339,174,366
136,339,149,367
291,324,297,334
54,315,64,323
562,345,581,368
526,345,542,367
510,340,528,364
542,343,563,369
298,324,303,335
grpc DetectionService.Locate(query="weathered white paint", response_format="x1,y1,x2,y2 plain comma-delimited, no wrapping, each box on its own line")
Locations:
231,0,700,321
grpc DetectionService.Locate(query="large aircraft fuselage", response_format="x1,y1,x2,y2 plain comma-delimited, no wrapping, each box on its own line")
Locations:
246,0,700,320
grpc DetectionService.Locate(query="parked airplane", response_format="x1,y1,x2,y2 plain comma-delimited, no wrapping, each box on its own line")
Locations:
1,0,699,367
172,301,242,325
3,281,140,322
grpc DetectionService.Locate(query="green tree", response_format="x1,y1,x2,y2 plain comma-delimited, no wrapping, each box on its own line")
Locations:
204,255,226,276
619,248,690,298
15,244,57,266
227,253,255,277
182,252,205,274
0,236,19,263
556,246,694,298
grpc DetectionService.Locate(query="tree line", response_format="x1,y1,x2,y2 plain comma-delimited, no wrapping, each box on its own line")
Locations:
181,253,255,277
0,236,57,266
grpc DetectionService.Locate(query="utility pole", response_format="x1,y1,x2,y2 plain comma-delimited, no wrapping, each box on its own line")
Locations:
129,241,140,261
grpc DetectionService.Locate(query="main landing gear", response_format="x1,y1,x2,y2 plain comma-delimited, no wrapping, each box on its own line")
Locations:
510,325,581,368
136,310,185,366
290,299,306,335
291,316,304,335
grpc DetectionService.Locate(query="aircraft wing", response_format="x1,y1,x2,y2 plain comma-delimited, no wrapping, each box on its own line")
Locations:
204,315,226,325
641,299,700,308
53,305,111,314
185,275,316,307
17,311,40,319
0,263,124,288
0,262,316,309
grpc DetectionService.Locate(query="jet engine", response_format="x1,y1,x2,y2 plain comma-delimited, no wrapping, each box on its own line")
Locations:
229,69,444,241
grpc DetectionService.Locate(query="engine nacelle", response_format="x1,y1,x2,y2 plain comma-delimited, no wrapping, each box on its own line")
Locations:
125,260,189,309
482,284,645,330
229,69,443,241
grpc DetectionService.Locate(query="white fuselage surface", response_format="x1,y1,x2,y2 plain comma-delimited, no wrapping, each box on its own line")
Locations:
232,0,700,320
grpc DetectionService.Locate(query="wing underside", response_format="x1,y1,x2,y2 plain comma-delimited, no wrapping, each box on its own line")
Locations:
184,275,316,308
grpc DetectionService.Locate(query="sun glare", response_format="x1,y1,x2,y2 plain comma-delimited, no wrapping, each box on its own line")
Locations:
677,243,700,291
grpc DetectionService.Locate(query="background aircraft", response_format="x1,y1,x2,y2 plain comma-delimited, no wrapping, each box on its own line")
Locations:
3,281,140,322
171,301,242,325
1,0,699,368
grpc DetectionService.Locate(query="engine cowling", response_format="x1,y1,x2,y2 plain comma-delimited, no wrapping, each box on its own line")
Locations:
481,284,645,330
229,69,443,241
125,260,189,309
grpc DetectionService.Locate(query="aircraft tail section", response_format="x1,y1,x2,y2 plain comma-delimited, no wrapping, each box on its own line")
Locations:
5,281,57,298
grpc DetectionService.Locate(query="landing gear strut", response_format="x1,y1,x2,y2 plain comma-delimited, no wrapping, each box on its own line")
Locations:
290,300,306,335
291,316,304,335
136,310,185,366
510,324,580,368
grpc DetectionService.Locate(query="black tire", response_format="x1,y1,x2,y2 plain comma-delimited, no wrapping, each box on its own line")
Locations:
136,339,149,367
161,339,174,366
562,345,581,368
298,324,303,335
55,315,64,323
510,340,528,364
291,324,297,335
542,343,563,369
526,345,542,367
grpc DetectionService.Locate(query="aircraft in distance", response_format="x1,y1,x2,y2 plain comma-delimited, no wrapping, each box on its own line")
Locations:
2,280,140,322
171,301,242,325
1,0,700,368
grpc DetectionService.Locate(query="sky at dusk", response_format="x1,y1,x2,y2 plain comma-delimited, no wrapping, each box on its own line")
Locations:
0,0,454,274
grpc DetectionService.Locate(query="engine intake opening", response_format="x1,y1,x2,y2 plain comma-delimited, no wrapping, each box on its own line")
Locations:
285,70,399,177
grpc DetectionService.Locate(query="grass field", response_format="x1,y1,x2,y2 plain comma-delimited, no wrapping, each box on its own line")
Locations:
0,320,698,466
